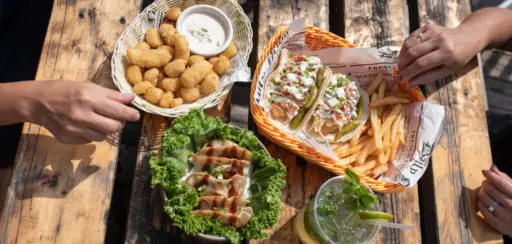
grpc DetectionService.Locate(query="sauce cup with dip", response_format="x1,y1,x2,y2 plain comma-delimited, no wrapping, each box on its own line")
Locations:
176,4,233,57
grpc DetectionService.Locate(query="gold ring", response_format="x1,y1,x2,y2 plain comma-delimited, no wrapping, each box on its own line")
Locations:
417,32,424,42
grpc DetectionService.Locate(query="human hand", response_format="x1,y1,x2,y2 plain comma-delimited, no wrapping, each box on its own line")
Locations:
27,80,140,144
398,24,485,87
478,165,512,237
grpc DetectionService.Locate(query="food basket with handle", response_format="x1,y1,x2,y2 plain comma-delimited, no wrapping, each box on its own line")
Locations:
111,0,253,117
250,25,426,193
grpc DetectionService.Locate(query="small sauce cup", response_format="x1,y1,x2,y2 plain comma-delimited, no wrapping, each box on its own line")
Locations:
176,4,233,57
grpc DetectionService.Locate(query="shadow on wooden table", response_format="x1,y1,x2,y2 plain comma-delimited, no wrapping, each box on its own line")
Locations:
258,214,300,243
459,185,504,243
12,134,99,200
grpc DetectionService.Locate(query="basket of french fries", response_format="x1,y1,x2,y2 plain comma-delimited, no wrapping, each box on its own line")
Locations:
250,19,444,192
111,0,252,117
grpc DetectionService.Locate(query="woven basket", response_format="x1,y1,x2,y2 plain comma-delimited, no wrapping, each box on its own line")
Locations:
112,0,253,117
250,25,426,193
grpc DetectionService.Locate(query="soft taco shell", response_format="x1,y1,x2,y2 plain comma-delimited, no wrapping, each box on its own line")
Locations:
294,67,332,130
303,82,370,143
263,49,332,131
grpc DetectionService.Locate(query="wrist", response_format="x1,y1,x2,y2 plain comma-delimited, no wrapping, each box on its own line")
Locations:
456,25,488,53
452,25,488,66
0,81,41,125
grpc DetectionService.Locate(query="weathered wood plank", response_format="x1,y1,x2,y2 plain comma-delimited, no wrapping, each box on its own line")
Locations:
0,167,12,214
0,1,142,243
417,0,503,243
124,115,175,244
252,1,331,243
343,1,422,243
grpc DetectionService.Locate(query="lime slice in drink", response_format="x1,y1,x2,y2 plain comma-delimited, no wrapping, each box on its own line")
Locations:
358,211,393,222
294,206,319,244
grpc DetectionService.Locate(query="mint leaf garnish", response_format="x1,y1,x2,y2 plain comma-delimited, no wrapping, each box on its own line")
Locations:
342,168,379,211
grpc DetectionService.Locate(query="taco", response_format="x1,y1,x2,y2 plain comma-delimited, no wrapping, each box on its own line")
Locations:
265,49,331,130
304,73,369,142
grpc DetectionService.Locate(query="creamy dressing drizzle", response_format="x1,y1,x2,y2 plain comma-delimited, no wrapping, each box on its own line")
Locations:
182,13,227,53
268,55,321,104
315,74,360,126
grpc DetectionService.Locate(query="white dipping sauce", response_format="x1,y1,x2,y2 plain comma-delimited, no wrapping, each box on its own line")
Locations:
182,13,226,53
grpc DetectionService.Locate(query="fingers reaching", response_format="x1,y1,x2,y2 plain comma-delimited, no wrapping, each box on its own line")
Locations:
408,66,452,87
490,164,511,180
399,38,439,72
399,50,447,82
483,169,512,198
82,112,124,134
92,98,140,122
482,181,512,210
106,90,136,104
400,25,435,57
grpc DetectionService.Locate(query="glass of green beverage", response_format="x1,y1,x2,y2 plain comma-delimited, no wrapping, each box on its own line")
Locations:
295,169,388,244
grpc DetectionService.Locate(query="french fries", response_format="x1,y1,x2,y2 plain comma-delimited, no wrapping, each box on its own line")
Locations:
334,72,412,179
377,80,386,116
350,124,370,147
366,73,383,95
382,107,391,121
390,83,400,94
356,139,375,165
369,95,411,108
352,156,378,173
332,141,350,151
371,163,388,177
336,138,371,157
399,108,406,145
381,104,402,134
390,114,400,145
389,136,400,163
336,153,358,166
370,93,383,153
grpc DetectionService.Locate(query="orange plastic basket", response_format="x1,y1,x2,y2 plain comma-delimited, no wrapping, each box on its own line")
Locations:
250,25,425,193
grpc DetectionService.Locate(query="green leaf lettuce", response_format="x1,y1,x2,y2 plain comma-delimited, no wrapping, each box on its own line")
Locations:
150,109,286,243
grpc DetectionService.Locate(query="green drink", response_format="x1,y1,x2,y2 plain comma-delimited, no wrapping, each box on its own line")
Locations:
295,173,381,244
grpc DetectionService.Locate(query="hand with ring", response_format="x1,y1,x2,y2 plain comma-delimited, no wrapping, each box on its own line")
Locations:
397,24,483,87
398,8,512,87
478,165,512,237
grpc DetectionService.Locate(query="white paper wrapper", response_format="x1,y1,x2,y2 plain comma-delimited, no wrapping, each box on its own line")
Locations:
253,18,445,187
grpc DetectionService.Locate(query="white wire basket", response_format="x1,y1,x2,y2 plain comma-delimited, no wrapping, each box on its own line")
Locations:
111,0,253,117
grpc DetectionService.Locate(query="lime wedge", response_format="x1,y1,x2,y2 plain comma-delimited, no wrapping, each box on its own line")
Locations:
293,207,319,244
358,211,393,222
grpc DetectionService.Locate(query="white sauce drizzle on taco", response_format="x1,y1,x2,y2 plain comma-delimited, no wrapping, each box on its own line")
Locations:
265,51,328,129
306,73,369,141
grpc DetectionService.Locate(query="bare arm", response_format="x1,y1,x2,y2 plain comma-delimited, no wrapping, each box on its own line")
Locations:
458,7,512,51
0,82,34,125
398,7,512,86
0,80,140,144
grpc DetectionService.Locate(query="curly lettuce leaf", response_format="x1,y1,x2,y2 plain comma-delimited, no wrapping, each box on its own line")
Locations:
169,109,224,151
215,125,260,151
160,133,192,157
165,207,241,244
243,150,286,239
150,109,286,243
